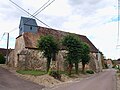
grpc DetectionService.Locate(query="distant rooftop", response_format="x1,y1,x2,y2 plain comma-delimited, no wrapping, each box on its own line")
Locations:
0,48,13,56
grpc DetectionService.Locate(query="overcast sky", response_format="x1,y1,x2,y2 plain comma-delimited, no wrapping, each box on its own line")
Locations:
0,0,119,59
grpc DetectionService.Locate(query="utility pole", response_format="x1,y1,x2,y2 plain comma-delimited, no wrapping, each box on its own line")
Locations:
6,33,9,64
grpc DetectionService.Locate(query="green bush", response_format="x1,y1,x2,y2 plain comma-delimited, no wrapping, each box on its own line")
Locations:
112,65,115,68
49,71,61,80
0,53,6,64
86,70,94,74
117,70,120,73
16,70,46,76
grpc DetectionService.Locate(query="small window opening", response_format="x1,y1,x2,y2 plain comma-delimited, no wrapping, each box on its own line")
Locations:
30,26,32,30
20,27,22,31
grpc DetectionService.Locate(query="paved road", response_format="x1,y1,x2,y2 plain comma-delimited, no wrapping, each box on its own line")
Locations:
0,67,44,90
48,69,116,90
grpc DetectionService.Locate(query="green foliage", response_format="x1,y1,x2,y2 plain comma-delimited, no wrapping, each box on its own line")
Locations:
81,45,90,64
49,71,61,80
81,43,90,73
117,70,120,73
62,34,83,74
62,34,82,63
0,53,6,64
16,70,46,76
37,35,59,72
116,65,120,70
104,63,108,69
86,70,94,74
37,35,59,59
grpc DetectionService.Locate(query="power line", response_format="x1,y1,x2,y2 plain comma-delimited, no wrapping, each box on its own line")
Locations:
8,0,56,33
0,27,18,43
9,0,50,27
34,0,55,16
0,33,5,41
0,32,10,64
33,0,51,16
7,0,52,33
9,27,18,33
3,0,56,49
24,0,55,25
23,0,52,26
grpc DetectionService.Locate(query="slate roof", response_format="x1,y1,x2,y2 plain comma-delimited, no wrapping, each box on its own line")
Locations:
18,26,98,53
19,17,37,28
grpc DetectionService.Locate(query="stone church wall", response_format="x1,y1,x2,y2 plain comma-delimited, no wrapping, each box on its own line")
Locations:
9,46,101,72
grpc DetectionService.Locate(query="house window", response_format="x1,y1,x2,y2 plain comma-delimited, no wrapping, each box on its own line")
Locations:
20,27,22,31
30,26,32,30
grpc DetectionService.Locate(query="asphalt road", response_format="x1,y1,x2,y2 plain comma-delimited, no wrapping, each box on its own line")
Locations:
48,69,116,90
0,67,44,90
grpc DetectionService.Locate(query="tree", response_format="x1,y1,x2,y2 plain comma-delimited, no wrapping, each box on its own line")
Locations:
0,53,6,64
37,35,59,73
62,34,82,74
81,43,90,73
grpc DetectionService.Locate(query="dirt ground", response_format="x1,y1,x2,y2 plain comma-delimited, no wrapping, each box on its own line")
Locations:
0,64,92,88
1,64,119,90
46,69,116,90
0,66,44,90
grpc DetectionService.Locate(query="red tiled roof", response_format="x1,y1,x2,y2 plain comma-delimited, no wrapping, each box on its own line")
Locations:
21,26,98,53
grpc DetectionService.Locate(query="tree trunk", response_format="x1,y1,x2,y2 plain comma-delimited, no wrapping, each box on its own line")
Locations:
56,60,59,72
68,64,73,75
82,62,85,73
75,62,79,74
47,59,51,73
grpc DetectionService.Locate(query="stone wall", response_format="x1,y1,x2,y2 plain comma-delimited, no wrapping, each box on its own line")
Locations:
8,42,66,71
8,50,14,67
8,48,66,71
14,35,26,67
88,53,103,72
9,43,102,72
89,54,98,72
17,50,67,71
55,50,67,71
17,49,46,70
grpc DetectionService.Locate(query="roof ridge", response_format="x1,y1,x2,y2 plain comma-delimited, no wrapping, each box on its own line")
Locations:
38,26,86,37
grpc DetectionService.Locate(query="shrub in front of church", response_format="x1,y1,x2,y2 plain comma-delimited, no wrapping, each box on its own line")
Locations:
0,53,6,64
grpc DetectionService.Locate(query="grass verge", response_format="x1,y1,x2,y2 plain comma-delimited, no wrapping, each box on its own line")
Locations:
16,70,47,76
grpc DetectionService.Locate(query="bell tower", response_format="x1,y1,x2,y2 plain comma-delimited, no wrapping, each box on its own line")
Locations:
19,17,38,35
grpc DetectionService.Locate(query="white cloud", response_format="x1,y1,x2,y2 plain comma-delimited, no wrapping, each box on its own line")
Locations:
0,0,119,59
40,0,71,16
60,0,118,59
82,21,118,59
